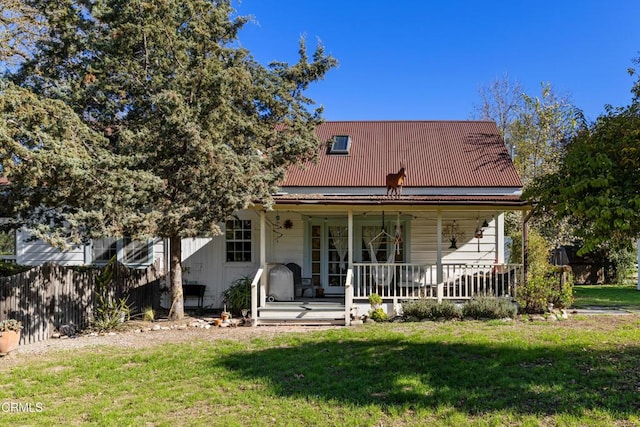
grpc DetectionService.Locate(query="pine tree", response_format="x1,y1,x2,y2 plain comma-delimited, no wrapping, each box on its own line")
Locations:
1,0,337,319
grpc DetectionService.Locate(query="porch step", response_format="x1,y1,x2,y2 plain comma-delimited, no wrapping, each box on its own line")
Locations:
257,301,346,325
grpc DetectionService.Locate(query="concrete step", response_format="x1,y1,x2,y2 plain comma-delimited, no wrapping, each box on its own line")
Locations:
257,301,346,325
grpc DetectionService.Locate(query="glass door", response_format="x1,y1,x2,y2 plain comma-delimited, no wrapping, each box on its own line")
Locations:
308,221,349,296
327,225,348,293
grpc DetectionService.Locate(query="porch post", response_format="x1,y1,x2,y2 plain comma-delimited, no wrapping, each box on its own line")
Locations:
495,213,505,264
436,210,443,303
259,210,267,307
348,209,353,268
345,209,354,325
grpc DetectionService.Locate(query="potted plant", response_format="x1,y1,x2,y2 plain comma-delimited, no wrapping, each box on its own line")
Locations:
0,319,23,354
368,293,388,322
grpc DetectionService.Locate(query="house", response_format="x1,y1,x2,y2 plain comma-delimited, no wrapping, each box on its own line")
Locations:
179,120,529,324
4,120,530,324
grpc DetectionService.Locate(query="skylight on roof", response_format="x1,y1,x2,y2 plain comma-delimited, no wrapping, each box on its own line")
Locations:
330,135,351,154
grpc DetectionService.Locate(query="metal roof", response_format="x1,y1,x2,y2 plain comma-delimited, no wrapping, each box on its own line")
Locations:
281,121,523,188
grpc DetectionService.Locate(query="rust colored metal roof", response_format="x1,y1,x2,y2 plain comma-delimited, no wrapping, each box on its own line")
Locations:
0,176,8,186
282,121,522,188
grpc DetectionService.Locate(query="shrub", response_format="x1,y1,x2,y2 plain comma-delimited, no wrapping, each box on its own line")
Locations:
369,307,389,322
462,296,517,319
549,266,574,309
142,307,155,322
510,230,574,313
402,299,461,321
91,256,131,332
222,275,252,316
517,270,553,314
368,293,383,308
605,242,636,284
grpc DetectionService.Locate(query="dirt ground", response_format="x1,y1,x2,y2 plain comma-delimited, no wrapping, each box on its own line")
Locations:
0,316,342,367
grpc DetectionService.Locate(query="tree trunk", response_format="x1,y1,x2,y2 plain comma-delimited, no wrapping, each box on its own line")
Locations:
169,235,184,320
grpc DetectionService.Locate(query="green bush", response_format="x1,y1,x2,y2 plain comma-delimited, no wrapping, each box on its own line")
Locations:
606,242,637,284
222,275,252,316
517,272,552,313
402,299,461,321
92,257,130,332
549,266,574,309
510,230,574,313
369,307,389,322
368,293,383,307
462,296,517,319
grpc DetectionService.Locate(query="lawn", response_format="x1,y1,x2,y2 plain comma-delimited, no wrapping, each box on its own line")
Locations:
573,284,640,309
2,317,640,426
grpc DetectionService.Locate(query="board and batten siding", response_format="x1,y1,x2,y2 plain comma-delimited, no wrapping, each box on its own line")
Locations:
265,211,304,267
409,212,504,265
180,211,267,309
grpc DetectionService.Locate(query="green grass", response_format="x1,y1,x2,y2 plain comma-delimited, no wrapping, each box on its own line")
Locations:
2,318,640,426
573,284,640,309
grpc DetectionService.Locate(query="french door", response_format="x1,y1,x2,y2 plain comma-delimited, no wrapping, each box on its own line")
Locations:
307,216,407,295
309,221,349,295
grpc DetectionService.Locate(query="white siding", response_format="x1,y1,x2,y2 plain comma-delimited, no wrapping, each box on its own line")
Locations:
16,230,166,269
181,211,263,309
265,211,304,267
410,212,498,265
16,229,87,266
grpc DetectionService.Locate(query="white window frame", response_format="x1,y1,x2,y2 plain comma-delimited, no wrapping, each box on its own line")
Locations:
91,237,153,267
225,219,252,263
92,237,118,264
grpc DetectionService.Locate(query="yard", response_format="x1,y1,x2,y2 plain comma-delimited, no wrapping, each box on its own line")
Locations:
573,284,640,310
1,313,640,426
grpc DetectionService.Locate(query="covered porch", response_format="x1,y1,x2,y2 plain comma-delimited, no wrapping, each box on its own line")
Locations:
249,204,527,326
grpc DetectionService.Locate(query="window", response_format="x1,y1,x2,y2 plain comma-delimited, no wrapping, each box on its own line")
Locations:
226,219,252,262
92,237,118,263
123,238,150,265
329,135,351,154
91,237,151,266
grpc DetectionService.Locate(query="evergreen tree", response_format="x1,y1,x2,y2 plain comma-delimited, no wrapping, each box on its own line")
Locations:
1,0,337,319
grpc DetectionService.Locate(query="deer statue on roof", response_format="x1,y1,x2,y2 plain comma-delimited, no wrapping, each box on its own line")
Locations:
386,163,407,197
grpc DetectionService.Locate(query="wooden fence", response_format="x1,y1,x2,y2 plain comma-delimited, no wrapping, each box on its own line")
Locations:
0,261,165,345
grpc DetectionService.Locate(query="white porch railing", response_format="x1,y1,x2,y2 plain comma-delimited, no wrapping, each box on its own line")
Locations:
344,268,353,326
250,266,265,327
353,263,522,302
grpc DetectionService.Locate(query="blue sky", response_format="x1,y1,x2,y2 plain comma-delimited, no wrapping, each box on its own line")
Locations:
235,1,640,123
